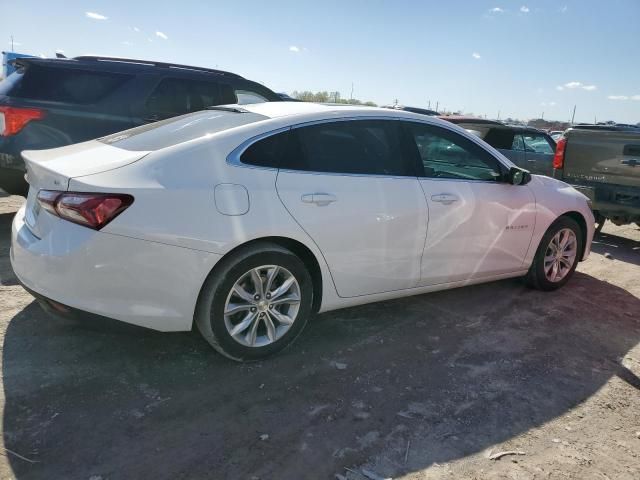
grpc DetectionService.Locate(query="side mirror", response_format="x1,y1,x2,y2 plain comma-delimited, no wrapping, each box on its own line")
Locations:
509,167,532,186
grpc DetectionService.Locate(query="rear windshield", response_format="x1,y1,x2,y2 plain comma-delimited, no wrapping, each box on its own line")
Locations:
0,63,132,104
99,109,268,151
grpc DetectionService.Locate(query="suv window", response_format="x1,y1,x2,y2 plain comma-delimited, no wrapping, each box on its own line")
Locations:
523,133,554,154
4,64,132,104
236,89,270,105
145,78,233,119
405,122,504,181
483,128,516,150
280,120,411,176
512,134,525,151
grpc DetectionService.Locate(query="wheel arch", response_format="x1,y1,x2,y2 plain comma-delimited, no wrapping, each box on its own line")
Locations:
559,211,588,260
197,236,324,318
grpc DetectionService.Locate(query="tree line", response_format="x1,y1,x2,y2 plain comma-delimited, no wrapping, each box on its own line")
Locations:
291,90,377,107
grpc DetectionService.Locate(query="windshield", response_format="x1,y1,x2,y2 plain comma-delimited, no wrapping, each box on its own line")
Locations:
99,110,268,151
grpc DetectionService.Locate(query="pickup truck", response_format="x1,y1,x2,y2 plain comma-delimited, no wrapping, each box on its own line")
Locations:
553,125,640,231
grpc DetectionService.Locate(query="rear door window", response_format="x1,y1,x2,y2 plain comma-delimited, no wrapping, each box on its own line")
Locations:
483,128,516,150
145,78,231,119
280,120,413,176
2,64,132,104
523,133,554,154
512,134,525,151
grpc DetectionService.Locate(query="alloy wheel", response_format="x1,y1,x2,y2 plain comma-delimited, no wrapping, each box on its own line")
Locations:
543,228,578,282
223,265,301,347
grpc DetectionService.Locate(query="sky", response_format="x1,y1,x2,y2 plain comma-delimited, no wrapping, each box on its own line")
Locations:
2,0,639,124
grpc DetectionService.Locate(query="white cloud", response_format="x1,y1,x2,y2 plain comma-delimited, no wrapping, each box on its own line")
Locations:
121,41,133,46
520,6,530,13
564,81,582,89
156,31,168,40
472,52,481,59
632,95,640,101
582,85,597,91
540,101,557,107
55,49,65,53
556,86,564,91
608,95,628,100
289,45,300,53
133,27,140,32
85,12,108,20
490,7,504,13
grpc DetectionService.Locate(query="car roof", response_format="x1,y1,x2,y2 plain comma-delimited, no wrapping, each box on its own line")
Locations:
237,101,460,125
13,55,244,79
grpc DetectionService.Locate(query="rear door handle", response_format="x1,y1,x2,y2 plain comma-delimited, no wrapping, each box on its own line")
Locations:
301,193,337,206
431,193,459,205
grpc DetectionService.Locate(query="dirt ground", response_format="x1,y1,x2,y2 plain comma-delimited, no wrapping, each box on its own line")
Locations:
0,194,638,480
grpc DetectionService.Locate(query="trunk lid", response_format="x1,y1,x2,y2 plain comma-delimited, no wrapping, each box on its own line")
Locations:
22,140,149,238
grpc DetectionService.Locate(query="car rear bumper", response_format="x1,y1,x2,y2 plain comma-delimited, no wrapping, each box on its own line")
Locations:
11,205,222,332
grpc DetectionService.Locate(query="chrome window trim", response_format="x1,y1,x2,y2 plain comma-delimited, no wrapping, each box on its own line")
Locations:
226,115,513,181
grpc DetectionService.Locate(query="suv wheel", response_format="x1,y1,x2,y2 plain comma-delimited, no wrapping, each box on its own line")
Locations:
195,243,313,361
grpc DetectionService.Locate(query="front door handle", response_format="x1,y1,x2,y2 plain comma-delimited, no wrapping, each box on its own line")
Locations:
302,193,337,206
431,193,459,205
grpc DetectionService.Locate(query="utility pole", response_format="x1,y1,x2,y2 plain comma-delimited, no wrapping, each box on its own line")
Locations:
350,82,354,101
541,111,544,120
435,101,439,112
497,110,501,120
571,105,576,125
394,98,398,106
10,35,14,52
428,100,431,109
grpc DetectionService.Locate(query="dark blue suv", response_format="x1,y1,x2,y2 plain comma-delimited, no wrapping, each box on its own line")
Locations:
0,55,281,195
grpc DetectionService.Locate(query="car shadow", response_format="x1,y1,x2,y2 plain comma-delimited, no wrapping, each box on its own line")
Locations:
2,270,639,479
592,229,640,266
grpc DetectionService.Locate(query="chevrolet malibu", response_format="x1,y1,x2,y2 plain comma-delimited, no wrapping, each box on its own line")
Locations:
11,102,595,361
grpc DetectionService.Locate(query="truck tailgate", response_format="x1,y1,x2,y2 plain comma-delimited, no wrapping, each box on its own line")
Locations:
564,129,640,188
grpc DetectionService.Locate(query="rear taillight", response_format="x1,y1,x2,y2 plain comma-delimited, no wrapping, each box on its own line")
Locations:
36,190,134,230
0,106,46,136
553,137,567,169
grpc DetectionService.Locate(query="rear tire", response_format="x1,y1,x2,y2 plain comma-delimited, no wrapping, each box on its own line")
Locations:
195,242,313,361
525,216,582,291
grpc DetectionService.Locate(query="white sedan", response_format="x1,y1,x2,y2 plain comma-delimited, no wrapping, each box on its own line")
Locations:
11,102,594,360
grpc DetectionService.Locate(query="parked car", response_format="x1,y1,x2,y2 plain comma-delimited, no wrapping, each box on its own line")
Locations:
553,124,640,231
11,103,594,360
550,130,565,141
382,105,440,116
442,116,557,176
0,55,281,195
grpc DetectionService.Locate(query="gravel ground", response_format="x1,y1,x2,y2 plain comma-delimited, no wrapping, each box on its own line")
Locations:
0,194,638,480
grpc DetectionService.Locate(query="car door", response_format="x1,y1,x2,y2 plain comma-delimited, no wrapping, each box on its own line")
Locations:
403,121,536,286
275,119,428,297
523,131,556,176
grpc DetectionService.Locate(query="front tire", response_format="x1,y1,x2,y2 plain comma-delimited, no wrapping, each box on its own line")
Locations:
195,243,313,361
525,217,582,291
